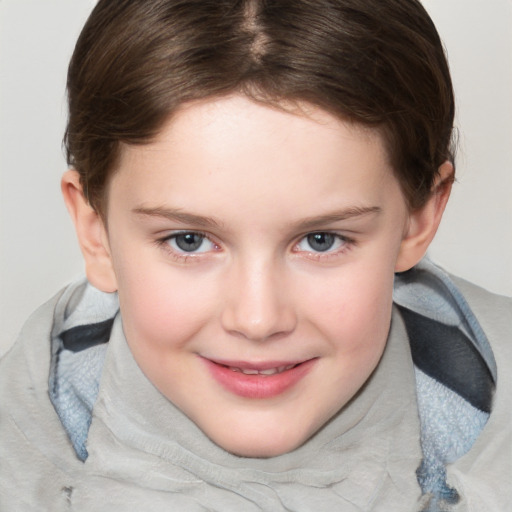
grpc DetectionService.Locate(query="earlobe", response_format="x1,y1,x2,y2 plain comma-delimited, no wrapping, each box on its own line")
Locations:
61,170,118,293
395,161,454,272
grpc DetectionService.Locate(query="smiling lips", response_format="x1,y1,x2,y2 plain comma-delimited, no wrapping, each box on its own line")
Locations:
203,358,316,399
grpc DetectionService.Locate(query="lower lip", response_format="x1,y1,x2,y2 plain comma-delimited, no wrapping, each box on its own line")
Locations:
202,358,316,399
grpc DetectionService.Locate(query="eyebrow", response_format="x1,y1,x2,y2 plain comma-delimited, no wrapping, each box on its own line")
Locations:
294,206,382,231
133,205,381,231
133,206,223,229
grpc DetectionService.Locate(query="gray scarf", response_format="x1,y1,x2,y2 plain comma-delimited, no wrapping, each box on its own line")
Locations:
49,259,495,510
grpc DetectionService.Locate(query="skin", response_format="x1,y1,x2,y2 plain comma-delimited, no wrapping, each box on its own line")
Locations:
62,94,452,457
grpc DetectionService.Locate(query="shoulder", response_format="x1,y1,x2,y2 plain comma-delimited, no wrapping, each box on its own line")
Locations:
451,275,512,376
446,275,512,510
0,286,83,509
0,287,64,391
451,275,512,337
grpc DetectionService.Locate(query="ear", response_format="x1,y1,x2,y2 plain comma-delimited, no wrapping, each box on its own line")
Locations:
395,161,454,272
61,170,118,292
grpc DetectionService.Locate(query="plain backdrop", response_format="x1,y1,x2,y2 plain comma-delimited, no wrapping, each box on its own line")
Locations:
1,0,511,355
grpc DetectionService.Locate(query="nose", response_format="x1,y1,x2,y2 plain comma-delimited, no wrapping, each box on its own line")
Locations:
221,258,297,342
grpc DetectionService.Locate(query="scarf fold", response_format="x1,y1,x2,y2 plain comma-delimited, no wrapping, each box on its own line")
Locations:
80,308,423,511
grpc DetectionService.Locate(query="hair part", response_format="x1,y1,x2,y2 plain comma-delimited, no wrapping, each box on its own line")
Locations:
64,0,455,215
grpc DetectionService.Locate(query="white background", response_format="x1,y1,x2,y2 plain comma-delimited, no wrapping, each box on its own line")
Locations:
1,0,511,355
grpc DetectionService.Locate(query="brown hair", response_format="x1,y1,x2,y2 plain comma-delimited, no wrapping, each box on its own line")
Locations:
65,0,455,214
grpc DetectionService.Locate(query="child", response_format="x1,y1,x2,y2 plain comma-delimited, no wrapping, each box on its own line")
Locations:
1,0,510,510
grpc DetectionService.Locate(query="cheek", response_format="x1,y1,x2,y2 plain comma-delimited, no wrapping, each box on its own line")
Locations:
299,262,395,354
115,258,218,352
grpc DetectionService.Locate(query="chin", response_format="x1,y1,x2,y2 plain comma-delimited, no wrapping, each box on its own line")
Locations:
210,426,308,459
226,442,297,459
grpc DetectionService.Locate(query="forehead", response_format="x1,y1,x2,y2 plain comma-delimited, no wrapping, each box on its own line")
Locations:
110,95,401,218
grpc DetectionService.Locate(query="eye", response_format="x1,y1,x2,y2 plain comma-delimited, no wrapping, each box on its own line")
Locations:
166,232,216,253
296,232,347,253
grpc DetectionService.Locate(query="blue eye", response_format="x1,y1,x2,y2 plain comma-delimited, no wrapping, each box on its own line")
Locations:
306,233,335,252
167,232,215,253
297,232,347,253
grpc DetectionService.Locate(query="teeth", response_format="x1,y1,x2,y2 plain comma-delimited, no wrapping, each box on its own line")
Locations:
259,368,279,376
228,364,296,376
240,368,259,375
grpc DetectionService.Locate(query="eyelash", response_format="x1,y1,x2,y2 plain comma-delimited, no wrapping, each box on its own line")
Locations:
155,231,356,262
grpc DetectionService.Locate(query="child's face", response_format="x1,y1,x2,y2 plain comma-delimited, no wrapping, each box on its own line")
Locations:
99,95,415,457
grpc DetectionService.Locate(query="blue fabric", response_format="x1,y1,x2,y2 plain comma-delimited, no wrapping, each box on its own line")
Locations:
48,283,118,460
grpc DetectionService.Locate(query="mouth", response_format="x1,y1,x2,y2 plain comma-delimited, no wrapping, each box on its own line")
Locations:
224,363,299,376
202,358,316,399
